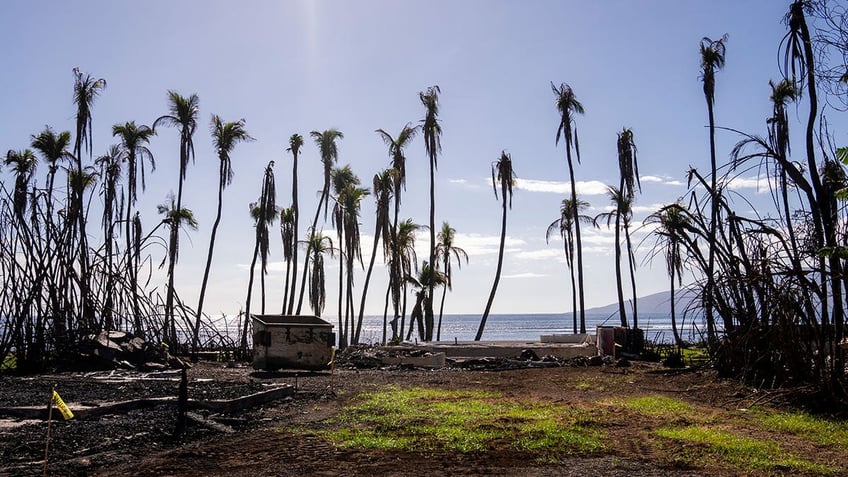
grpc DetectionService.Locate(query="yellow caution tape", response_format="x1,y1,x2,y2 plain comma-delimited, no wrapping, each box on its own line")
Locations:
52,390,74,420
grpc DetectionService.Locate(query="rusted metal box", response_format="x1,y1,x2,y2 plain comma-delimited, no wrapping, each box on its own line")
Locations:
252,315,335,371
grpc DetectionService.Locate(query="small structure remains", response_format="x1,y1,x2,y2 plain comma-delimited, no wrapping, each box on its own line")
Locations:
252,315,335,371
596,326,644,357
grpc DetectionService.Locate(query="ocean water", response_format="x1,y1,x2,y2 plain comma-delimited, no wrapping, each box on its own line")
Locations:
352,312,707,345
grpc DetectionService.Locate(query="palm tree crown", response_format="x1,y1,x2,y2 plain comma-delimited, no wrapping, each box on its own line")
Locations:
700,35,728,109
211,115,253,188
112,121,156,205
72,67,107,160
154,91,200,182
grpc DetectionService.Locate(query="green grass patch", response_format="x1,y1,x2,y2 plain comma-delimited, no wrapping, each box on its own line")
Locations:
656,425,836,474
623,395,693,420
757,410,848,446
680,346,708,364
320,386,604,455
1,354,15,370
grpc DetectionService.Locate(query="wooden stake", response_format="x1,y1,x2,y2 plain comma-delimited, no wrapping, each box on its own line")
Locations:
43,387,55,477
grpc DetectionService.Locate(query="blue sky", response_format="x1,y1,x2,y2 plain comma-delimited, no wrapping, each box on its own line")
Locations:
0,1,826,318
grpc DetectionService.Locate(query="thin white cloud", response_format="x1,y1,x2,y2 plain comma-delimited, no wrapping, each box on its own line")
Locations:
512,178,609,196
513,178,567,193
641,175,684,186
725,175,776,193
449,178,483,189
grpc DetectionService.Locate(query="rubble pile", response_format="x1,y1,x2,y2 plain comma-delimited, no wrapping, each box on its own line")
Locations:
68,331,189,371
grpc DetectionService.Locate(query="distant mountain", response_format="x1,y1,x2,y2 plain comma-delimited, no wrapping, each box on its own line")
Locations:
585,289,698,316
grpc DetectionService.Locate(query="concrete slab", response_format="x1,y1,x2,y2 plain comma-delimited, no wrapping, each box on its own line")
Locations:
414,341,597,360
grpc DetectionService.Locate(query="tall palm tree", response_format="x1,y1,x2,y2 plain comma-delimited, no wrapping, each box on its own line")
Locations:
31,127,73,219
699,34,727,343
94,145,123,331
768,79,800,261
612,128,641,328
552,82,587,333
71,67,106,327
156,194,198,342
280,206,295,314
112,121,156,221
782,0,844,361
72,68,107,163
67,165,98,331
595,186,635,327
243,161,277,350
194,115,252,354
476,151,515,341
435,222,468,341
154,91,200,345
30,128,74,341
405,261,446,342
420,86,442,341
330,164,361,347
295,128,343,314
359,169,394,344
286,133,304,315
338,183,369,345
547,197,591,334
305,233,335,317
644,203,690,347
4,149,37,219
112,121,156,336
376,125,419,332
391,218,424,340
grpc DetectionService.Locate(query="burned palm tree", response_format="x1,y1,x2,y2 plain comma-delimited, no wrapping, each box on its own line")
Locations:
419,86,442,341
280,206,295,314
112,121,156,337
699,34,728,344
644,203,690,347
359,168,394,344
305,233,335,317
552,82,587,333
595,186,635,328
194,115,252,354
154,91,200,346
477,151,515,341
285,133,304,315
94,145,124,331
547,197,591,334
376,124,418,336
435,222,468,341
242,161,277,351
71,68,107,327
156,194,198,344
295,129,343,314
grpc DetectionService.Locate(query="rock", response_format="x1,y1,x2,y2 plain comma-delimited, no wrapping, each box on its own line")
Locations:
519,349,540,361
142,362,168,371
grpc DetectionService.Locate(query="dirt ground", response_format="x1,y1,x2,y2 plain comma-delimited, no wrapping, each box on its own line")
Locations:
1,356,845,477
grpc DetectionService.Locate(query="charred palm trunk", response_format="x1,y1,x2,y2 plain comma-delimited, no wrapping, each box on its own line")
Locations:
476,182,509,340
195,168,226,353
296,186,327,314
567,148,586,333
624,220,638,329
614,202,626,327
357,221,382,344
288,153,299,315
241,238,260,351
